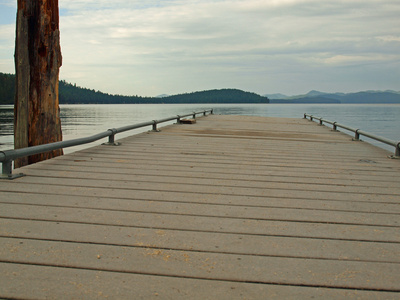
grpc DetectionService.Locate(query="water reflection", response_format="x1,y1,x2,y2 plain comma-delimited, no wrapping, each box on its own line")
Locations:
0,106,13,134
0,106,14,149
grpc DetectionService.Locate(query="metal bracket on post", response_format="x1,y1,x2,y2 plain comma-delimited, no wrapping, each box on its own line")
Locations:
1,159,24,180
102,128,120,146
152,120,160,132
353,129,360,141
390,142,400,159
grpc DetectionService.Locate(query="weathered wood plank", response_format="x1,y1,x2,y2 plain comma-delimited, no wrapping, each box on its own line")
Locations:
1,203,399,242
2,263,397,300
17,159,400,186
0,192,399,227
1,190,400,222
2,189,400,214
1,181,399,210
1,237,400,291
39,146,397,173
4,175,399,203
55,139,392,160
1,218,399,263
19,168,400,195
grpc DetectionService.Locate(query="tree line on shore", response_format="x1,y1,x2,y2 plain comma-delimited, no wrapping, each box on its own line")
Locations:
0,72,269,105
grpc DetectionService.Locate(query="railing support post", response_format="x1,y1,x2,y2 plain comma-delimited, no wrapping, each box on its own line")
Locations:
192,112,196,119
319,119,323,125
396,143,400,157
354,130,360,141
109,134,115,144
152,120,159,132
1,160,12,178
177,115,181,124
102,129,120,146
1,160,24,180
333,122,337,131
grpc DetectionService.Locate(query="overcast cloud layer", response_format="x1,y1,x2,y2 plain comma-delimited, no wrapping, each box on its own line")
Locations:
0,0,399,96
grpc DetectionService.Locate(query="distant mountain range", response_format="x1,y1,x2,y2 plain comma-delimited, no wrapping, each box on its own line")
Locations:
264,90,400,104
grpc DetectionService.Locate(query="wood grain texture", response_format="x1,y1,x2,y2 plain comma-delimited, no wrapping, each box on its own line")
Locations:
14,0,63,167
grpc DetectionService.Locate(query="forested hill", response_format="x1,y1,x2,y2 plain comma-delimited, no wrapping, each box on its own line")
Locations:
0,72,269,104
162,89,269,103
58,80,154,104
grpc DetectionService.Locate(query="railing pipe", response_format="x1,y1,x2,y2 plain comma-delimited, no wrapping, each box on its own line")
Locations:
320,119,335,126
357,130,399,148
114,121,155,134
2,130,111,162
304,113,400,157
156,116,179,124
1,109,213,179
334,123,358,133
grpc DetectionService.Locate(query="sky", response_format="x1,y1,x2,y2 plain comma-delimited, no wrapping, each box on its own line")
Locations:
0,0,399,97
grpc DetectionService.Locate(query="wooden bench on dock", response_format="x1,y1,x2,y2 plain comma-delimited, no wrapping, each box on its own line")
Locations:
1,114,400,299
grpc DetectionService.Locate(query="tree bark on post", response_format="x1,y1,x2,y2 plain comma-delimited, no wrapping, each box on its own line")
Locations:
14,0,63,168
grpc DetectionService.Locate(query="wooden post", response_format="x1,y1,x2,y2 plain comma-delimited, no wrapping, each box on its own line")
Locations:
14,0,63,168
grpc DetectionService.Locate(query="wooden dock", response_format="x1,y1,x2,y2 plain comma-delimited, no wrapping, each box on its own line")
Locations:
1,114,400,299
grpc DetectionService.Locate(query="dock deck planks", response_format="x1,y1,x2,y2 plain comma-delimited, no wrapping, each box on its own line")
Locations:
1,114,400,299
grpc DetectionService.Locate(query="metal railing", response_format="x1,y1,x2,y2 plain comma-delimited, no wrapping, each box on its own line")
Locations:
1,109,213,179
304,113,400,157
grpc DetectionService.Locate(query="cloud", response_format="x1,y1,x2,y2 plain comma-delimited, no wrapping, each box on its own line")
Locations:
0,0,15,7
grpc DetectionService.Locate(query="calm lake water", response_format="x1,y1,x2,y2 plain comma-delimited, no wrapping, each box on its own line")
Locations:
1,103,399,154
